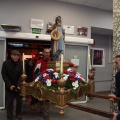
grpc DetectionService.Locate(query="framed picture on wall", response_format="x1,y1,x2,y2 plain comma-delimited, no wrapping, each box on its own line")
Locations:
90,48,105,67
77,26,88,36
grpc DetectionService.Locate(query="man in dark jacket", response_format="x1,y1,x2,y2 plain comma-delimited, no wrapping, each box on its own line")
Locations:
109,55,120,111
1,50,23,120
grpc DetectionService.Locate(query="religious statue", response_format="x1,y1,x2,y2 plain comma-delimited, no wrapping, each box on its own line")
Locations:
48,16,65,57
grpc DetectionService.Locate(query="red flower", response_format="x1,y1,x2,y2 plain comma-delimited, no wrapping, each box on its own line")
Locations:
70,77,75,81
63,70,68,74
45,75,50,79
52,79,57,83
72,69,76,74
70,73,75,77
42,70,46,73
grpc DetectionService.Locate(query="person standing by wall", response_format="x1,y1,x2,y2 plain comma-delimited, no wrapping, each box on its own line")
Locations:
1,50,23,120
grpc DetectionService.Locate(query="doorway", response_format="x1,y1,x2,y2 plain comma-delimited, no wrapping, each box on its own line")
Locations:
6,38,51,60
0,38,51,109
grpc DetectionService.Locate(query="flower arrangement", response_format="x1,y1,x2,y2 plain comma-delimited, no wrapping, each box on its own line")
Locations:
35,68,86,92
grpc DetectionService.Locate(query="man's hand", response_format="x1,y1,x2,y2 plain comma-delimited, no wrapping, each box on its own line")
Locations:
17,87,20,90
108,94,116,101
14,87,21,92
10,85,15,90
112,112,118,120
10,86,20,92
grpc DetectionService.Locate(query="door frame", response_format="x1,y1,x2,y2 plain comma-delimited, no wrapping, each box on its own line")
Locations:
0,38,6,109
65,42,90,103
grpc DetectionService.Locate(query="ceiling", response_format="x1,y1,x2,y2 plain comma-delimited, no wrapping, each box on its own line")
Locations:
57,0,113,11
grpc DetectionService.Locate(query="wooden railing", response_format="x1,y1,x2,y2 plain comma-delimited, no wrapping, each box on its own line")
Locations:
68,103,113,118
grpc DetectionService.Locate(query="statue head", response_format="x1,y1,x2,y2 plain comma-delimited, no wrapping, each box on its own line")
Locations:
55,16,62,27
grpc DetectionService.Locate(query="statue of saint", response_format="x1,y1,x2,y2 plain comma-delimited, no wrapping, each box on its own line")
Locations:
50,16,65,56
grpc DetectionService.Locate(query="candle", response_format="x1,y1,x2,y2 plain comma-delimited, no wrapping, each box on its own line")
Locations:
60,54,63,74
88,54,91,70
23,53,25,70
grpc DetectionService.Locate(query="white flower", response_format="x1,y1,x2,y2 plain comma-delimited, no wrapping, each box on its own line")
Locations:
74,83,79,88
43,73,47,77
67,68,73,72
46,82,51,86
63,74,69,81
46,79,52,86
47,68,54,72
72,81,78,86
72,81,79,89
63,76,68,81
73,87,77,90
75,74,80,78
35,76,39,82
53,72,59,79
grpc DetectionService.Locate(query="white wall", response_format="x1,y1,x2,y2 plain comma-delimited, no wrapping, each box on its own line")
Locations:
0,0,112,38
91,33,113,92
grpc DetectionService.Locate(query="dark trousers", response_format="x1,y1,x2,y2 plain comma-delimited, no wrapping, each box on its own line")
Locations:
31,98,50,117
6,90,22,120
30,97,38,105
39,100,51,117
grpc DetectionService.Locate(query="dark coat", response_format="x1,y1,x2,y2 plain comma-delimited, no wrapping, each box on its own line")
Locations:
1,59,22,91
114,71,120,97
25,64,34,83
117,113,120,120
114,71,120,111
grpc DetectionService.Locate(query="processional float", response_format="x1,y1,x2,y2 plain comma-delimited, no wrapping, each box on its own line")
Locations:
20,15,118,118
20,55,120,119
